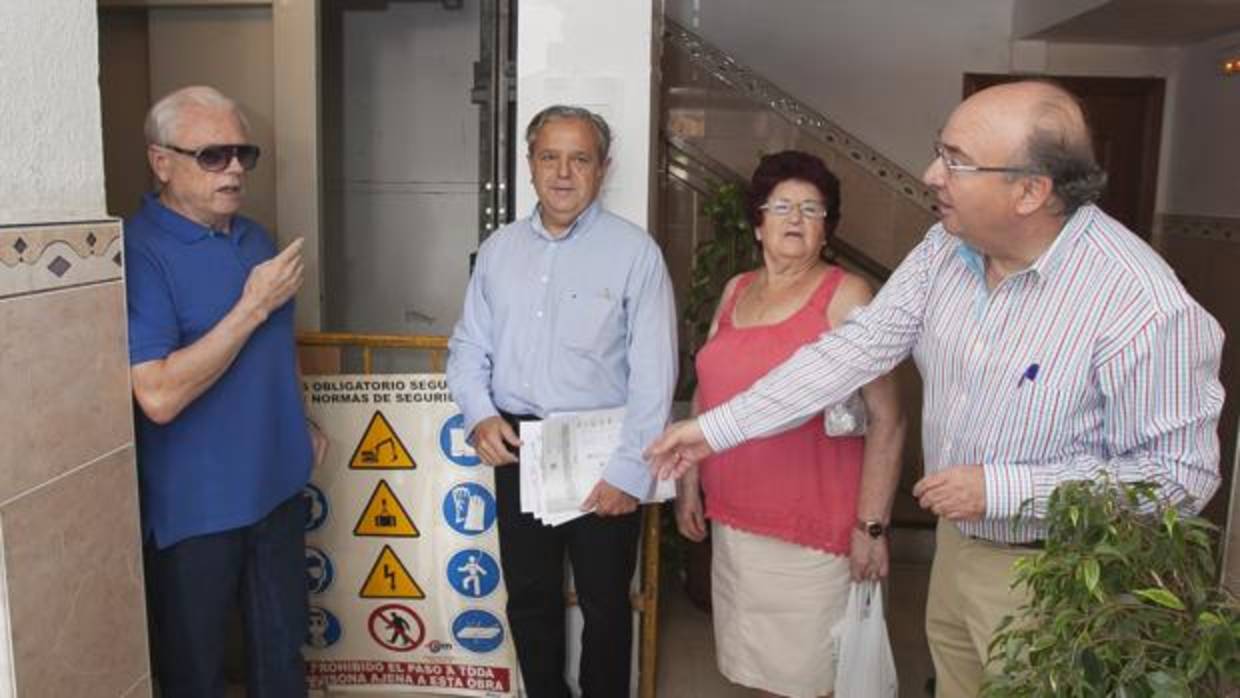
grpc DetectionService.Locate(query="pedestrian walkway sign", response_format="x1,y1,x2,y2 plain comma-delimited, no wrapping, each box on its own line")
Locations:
360,544,426,599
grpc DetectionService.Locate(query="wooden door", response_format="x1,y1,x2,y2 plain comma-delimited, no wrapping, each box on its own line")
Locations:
963,74,1164,238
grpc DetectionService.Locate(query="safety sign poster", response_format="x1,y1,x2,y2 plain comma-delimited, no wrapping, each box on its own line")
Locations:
302,375,517,695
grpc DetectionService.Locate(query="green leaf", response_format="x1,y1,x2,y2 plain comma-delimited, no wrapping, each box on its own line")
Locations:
1082,558,1101,595
1197,611,1222,627
1132,588,1185,611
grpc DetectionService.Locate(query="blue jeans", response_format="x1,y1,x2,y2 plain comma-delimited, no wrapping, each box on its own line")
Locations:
146,493,308,698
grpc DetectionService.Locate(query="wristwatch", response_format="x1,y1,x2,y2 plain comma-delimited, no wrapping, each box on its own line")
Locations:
856,519,888,539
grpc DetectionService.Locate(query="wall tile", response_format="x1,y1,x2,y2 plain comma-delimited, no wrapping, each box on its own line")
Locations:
0,220,122,301
0,281,133,504
2,447,148,698
120,674,152,698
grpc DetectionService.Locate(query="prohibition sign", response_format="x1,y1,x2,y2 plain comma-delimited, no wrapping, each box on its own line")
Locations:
367,603,426,652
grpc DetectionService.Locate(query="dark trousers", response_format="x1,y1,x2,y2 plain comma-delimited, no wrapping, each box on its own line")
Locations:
494,414,642,698
146,492,309,698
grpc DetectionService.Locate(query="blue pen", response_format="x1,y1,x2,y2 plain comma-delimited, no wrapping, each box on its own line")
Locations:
1017,363,1040,388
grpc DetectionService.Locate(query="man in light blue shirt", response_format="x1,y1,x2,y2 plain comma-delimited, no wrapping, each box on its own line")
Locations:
447,105,677,698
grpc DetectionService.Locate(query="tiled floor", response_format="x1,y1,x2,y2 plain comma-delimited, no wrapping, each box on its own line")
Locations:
654,527,936,698
218,527,936,698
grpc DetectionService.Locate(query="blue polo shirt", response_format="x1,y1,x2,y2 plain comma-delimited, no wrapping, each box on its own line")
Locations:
125,193,312,549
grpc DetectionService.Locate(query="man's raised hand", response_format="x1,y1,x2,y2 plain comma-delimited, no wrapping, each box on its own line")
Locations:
243,237,305,321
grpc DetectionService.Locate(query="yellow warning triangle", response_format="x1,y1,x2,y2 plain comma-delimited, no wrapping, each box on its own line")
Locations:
354,480,420,538
349,411,416,470
359,545,425,599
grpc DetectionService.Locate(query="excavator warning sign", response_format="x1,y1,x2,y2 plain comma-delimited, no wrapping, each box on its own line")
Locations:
349,411,416,470
354,480,420,538
360,545,426,600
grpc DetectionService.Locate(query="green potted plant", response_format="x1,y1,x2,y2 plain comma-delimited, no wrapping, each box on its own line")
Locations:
982,477,1240,698
677,181,759,397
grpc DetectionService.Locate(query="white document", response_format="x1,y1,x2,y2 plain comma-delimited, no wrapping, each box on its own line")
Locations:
518,408,673,527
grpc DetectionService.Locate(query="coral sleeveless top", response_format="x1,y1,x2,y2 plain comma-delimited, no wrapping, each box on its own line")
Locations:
695,267,863,554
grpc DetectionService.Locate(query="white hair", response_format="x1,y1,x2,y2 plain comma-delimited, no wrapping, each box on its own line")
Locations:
143,85,250,145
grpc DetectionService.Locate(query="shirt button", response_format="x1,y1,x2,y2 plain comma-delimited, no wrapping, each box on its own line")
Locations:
536,311,544,318
540,275,549,283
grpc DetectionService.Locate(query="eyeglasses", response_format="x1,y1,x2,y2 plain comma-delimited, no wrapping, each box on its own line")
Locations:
932,142,1039,178
159,143,261,172
759,199,829,219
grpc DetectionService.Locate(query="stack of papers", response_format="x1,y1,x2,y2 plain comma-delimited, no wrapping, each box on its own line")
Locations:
518,408,674,526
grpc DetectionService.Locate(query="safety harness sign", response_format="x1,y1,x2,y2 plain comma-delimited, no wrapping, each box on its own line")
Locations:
303,375,516,696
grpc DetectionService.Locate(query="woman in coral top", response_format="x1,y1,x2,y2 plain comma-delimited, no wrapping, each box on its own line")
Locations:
676,150,905,698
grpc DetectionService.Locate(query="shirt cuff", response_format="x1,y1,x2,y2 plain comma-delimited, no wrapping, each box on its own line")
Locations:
983,463,1038,520
460,403,500,445
602,457,654,500
699,403,746,453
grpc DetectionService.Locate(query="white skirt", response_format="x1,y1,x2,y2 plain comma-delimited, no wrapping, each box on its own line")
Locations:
711,522,851,698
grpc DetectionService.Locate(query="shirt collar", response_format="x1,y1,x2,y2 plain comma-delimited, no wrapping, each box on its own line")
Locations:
954,204,1097,284
528,200,602,242
140,191,247,245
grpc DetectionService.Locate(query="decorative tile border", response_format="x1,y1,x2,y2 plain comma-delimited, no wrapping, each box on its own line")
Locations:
665,20,939,214
1157,213,1240,245
0,220,123,300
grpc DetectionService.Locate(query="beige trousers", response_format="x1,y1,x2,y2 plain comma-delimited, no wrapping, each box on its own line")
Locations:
925,519,1034,698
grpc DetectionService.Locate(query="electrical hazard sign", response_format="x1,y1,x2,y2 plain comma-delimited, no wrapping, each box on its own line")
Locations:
360,544,426,599
354,480,420,538
349,411,416,470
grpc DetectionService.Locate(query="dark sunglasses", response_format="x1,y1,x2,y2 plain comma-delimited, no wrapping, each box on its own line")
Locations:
160,143,261,172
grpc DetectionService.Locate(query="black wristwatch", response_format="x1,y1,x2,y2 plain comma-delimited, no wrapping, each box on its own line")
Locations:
856,519,888,539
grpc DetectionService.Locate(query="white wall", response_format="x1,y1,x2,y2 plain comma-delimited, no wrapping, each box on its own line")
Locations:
516,0,656,229
1163,29,1240,218
0,1,106,225
667,0,1016,177
1011,0,1107,38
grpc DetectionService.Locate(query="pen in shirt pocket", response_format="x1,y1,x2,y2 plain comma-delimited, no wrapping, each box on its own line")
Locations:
1017,363,1040,389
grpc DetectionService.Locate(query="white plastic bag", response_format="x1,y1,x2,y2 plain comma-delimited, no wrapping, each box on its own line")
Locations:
830,580,898,698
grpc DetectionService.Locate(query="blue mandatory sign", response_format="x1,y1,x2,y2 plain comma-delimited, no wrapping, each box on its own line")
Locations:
303,483,329,532
442,482,496,536
451,609,505,654
306,606,342,649
446,549,500,599
305,546,334,595
439,414,481,467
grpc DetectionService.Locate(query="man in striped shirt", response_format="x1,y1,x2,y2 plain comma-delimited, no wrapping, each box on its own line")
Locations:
646,80,1224,696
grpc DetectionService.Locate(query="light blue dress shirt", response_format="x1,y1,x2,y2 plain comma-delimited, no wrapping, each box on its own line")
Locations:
447,202,678,499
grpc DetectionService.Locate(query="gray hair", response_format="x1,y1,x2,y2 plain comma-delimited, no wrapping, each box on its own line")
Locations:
524,105,612,161
143,85,250,146
1020,84,1107,217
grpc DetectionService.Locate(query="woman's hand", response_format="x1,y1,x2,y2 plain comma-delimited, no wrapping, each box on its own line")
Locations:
674,466,707,542
849,529,889,581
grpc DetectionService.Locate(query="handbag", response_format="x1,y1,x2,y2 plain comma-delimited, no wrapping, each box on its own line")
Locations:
830,580,898,698
824,390,868,437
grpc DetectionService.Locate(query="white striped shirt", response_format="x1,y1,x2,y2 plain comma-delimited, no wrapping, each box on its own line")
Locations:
699,205,1224,543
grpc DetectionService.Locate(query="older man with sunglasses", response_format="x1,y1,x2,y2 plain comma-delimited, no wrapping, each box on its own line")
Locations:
124,85,323,698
